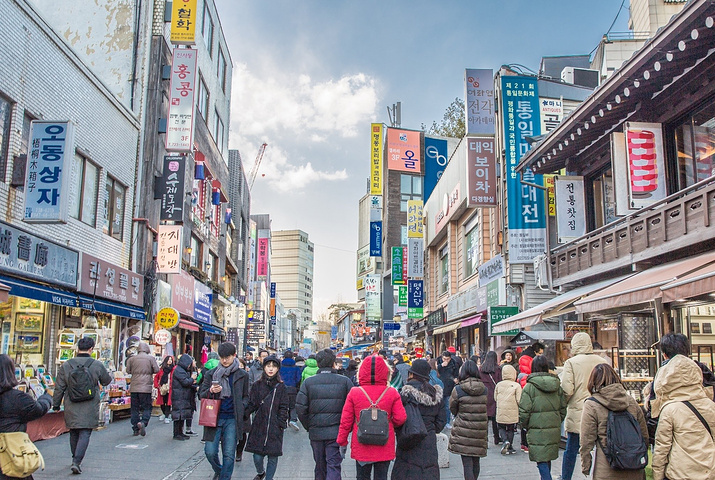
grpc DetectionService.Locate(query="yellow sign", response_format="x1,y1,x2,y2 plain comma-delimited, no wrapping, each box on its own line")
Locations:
356,278,364,290
544,174,556,216
407,200,424,238
156,307,180,329
170,0,197,45
370,123,383,195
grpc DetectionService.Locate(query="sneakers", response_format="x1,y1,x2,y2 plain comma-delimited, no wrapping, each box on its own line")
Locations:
501,441,510,455
508,446,517,454
164,418,171,424
289,421,300,431
71,464,82,474
185,430,198,436
138,422,146,437
132,430,139,436
158,414,165,421
252,473,266,480
173,435,188,441
521,445,529,452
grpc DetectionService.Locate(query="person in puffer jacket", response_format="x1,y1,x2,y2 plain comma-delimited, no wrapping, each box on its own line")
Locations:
280,351,302,430
494,364,522,455
302,356,319,383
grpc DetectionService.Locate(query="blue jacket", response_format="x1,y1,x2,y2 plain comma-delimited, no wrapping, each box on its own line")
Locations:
429,370,444,389
280,358,302,388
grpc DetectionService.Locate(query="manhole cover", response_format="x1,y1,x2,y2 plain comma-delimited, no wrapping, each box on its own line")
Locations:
115,444,149,449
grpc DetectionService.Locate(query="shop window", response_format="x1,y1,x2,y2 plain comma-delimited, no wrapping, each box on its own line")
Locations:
0,94,11,181
197,74,209,120
218,49,227,93
592,167,617,229
0,297,46,366
202,2,214,57
103,177,125,240
439,244,449,295
674,100,715,190
190,235,201,268
68,154,99,227
464,215,480,279
400,174,422,212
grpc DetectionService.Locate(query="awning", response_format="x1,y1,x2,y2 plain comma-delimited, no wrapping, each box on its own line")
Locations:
432,322,461,335
78,295,146,320
661,261,715,303
0,275,78,307
575,251,715,314
199,323,226,337
492,276,630,333
459,315,483,328
178,319,199,332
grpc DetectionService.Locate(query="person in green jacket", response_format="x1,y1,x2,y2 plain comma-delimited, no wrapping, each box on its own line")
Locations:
301,355,319,383
518,355,567,480
197,352,219,384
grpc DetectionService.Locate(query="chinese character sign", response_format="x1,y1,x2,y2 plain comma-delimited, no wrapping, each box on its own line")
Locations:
391,247,404,285
370,123,383,195
257,238,269,278
407,238,424,278
170,0,197,45
625,122,667,209
466,137,497,207
24,121,74,223
555,176,586,243
386,129,421,172
160,156,186,221
424,136,448,201
166,48,197,152
407,280,424,320
407,200,423,238
157,225,182,274
465,69,495,135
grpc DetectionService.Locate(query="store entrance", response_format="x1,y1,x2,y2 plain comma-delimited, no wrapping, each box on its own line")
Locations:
673,303,715,370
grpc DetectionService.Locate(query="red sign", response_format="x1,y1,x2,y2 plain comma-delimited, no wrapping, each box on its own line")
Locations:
170,269,195,317
78,253,143,307
387,128,421,172
466,137,497,207
257,238,269,278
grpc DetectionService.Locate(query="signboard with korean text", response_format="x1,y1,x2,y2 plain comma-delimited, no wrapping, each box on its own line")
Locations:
157,225,182,274
544,175,556,216
407,238,424,278
611,132,637,217
478,254,504,288
488,306,519,336
165,48,198,152
156,307,180,330
434,183,460,233
370,123,383,195
539,98,563,133
154,329,171,344
369,221,382,257
555,176,586,243
224,303,238,329
170,269,195,317
356,245,375,278
237,304,246,329
466,137,497,207
160,156,186,221
269,282,276,321
391,247,405,285
170,0,197,45
246,310,266,345
624,122,667,209
407,280,424,319
407,200,423,238
501,77,547,264
78,253,143,307
193,281,212,324
398,285,408,307
23,121,74,223
386,128,421,172
424,136,448,201
364,275,381,320
257,237,269,278
465,69,495,135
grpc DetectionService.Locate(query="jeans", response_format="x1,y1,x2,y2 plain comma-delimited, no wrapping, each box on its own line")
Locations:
130,392,152,432
498,423,516,445
287,387,298,422
444,398,451,425
253,453,279,480
69,428,92,466
461,455,480,480
355,460,389,480
561,432,580,480
536,461,552,480
204,417,237,480
310,439,342,480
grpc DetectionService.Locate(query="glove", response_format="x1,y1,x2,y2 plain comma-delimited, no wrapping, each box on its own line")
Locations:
339,446,347,459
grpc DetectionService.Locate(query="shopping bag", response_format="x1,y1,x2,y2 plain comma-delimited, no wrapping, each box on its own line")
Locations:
198,398,221,427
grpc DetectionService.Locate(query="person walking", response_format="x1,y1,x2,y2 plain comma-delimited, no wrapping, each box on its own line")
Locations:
427,359,444,389
249,350,268,389
394,356,410,385
579,364,648,480
345,359,359,386
154,356,175,423
447,360,488,480
560,332,608,480
301,355,319,383
125,342,159,436
391,359,447,480
245,355,290,480
337,355,407,480
280,351,302,431
235,357,251,463
296,348,354,480
438,351,460,427
518,355,567,480
517,342,543,453
197,351,219,385
171,354,198,441
52,337,112,475
494,364,522,455
479,351,502,445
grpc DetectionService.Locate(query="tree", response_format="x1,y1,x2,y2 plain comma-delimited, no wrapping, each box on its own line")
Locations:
422,97,465,138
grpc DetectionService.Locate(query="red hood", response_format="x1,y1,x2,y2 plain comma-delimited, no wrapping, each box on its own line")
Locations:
358,355,389,386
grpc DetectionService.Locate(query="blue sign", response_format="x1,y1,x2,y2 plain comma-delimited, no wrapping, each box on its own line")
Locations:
424,136,448,201
407,280,423,309
331,326,338,339
270,282,276,298
383,322,400,331
369,221,382,257
194,281,213,324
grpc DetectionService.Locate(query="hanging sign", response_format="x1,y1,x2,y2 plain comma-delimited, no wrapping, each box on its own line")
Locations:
156,307,180,330
154,329,172,344
160,156,186,221
391,247,404,285
386,128,421,172
466,137,497,207
424,136,448,201
624,122,666,209
555,176,586,243
364,275,381,321
407,200,423,238
407,280,424,320
398,285,408,307
370,123,383,195
465,69,495,135
407,238,424,278
165,48,198,152
170,0,197,45
157,225,182,274
369,221,382,257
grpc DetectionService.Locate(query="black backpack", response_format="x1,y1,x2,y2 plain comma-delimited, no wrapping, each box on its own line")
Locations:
588,397,648,470
67,359,97,403
356,387,390,446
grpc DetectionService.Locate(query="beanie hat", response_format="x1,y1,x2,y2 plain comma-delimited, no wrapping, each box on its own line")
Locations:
263,355,281,370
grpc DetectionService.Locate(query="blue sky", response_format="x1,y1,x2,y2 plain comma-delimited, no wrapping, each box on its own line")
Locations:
214,0,631,318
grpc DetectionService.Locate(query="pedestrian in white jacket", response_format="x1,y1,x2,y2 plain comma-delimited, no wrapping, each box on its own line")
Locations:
494,364,522,455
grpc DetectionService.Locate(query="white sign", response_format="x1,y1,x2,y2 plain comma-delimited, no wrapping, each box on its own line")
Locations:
154,329,171,344
555,176,587,243
407,238,424,278
625,122,666,210
165,48,198,152
364,274,381,321
464,69,495,135
370,195,382,209
611,132,636,217
539,98,563,133
237,304,246,329
478,254,505,287
23,121,75,223
157,225,183,274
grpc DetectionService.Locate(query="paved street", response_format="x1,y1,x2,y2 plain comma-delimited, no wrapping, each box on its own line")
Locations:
32,417,587,479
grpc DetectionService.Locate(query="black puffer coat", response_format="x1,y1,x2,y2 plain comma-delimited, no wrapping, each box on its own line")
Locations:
391,381,447,480
448,377,488,457
171,354,197,421
437,358,460,398
295,368,354,441
245,376,289,457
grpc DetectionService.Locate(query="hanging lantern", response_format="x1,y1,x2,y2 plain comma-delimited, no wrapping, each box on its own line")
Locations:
194,162,205,180
212,189,221,205
224,207,232,225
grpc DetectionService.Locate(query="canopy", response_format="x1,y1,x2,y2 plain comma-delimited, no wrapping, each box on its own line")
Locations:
432,322,461,335
661,261,715,303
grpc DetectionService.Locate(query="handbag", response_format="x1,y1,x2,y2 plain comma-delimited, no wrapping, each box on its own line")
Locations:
198,396,222,428
159,383,170,396
0,432,45,478
396,401,428,450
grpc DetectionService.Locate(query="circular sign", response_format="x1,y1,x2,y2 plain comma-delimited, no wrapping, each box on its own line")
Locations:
156,307,179,330
154,329,171,345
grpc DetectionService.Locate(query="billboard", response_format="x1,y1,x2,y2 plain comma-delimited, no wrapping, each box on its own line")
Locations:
407,238,424,278
370,123,383,195
170,0,197,45
386,128,421,172
364,275,381,320
465,69,495,135
160,156,186,221
369,221,382,257
257,237,269,278
466,137,497,207
424,136,448,201
157,225,182,274
166,48,197,152
407,280,424,319
391,247,405,285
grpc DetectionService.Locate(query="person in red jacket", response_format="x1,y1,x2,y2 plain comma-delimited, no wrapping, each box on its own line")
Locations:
337,354,407,480
517,342,544,452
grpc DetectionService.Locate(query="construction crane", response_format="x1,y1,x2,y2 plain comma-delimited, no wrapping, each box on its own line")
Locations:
248,142,268,189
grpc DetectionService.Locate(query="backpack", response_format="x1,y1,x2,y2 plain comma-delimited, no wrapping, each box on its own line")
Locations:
588,397,648,470
356,387,390,446
67,359,97,403
396,401,428,450
0,431,44,477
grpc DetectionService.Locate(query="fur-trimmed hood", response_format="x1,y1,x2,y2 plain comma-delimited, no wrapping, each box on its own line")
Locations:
401,383,443,407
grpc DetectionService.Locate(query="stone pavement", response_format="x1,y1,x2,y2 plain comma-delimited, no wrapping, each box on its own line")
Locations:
32,418,588,479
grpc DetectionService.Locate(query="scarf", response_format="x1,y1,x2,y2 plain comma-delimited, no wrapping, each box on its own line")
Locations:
213,359,241,399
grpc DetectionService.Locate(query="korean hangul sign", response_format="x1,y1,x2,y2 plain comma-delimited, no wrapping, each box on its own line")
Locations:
465,69,495,135
500,76,547,264
369,221,382,257
170,0,197,45
407,280,424,320
79,253,143,307
386,128,421,172
364,275,381,321
166,48,197,152
407,200,423,238
356,245,375,278
160,156,186,221
555,176,586,243
544,175,556,216
488,306,520,336
157,225,182,274
407,238,424,278
23,121,74,223
257,237,269,278
424,136,448,201
170,268,195,317
466,137,497,207
391,247,405,285
246,310,266,345
625,122,666,209
370,123,383,195
193,281,212,324
434,183,460,233
540,98,563,133
478,254,504,288
398,285,408,307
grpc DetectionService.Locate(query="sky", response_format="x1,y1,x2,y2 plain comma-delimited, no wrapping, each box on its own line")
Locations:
213,0,631,319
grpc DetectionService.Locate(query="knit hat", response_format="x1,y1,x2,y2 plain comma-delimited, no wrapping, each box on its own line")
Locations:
263,355,281,370
408,359,431,380
447,346,456,354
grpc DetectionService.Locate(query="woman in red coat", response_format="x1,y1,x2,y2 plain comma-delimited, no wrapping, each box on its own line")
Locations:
153,355,175,423
337,355,407,480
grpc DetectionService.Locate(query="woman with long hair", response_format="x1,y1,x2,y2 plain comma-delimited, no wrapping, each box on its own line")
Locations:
154,355,175,423
479,351,502,445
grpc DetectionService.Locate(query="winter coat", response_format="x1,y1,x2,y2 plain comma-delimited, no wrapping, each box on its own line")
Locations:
171,354,197,421
395,361,411,385
448,377,489,457
153,365,174,406
296,368,354,441
518,347,536,388
479,367,502,418
519,372,567,463
500,349,519,372
248,361,263,390
437,358,460,398
429,370,443,389
561,332,608,433
391,381,447,480
301,358,319,383
245,377,290,457
579,383,648,480
196,358,219,384
126,343,159,394
651,355,715,480
494,365,522,424
52,354,112,429
337,355,407,462
280,358,302,389
199,363,250,442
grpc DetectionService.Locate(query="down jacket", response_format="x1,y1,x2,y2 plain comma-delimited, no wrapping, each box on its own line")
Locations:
337,355,407,462
494,365,522,424
500,349,519,371
171,354,197,421
519,372,567,463
302,358,319,383
126,342,159,394
560,332,608,433
199,362,250,442
651,354,715,480
447,376,488,457
245,372,290,457
296,367,354,441
518,347,536,388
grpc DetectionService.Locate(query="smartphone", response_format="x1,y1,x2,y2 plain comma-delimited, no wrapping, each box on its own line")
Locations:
211,380,219,386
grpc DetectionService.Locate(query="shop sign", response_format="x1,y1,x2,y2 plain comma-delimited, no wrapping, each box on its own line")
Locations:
539,98,563,133
257,237,269,278
488,306,519,336
391,247,405,285
435,183,460,233
370,124,383,195
193,281,212,324
157,225,182,274
170,0,197,45
407,200,423,238
166,48,197,152
356,245,375,278
370,195,382,209
486,278,506,307
544,175,556,216
237,304,246,329
369,221,382,257
478,254,504,288
156,307,179,329
611,132,638,217
407,238,423,278
555,176,586,243
78,253,143,307
156,280,172,311
169,269,194,317
356,278,363,290
160,156,186,222
624,122,667,209
224,303,237,328
466,137,497,207
426,307,445,327
424,136,448,201
465,69,495,136
154,328,171,344
246,310,266,344
386,128,421,172
364,275,381,321
447,283,487,321
398,285,408,307
407,280,423,320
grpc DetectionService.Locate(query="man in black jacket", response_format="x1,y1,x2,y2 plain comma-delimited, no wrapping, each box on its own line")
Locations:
296,348,353,480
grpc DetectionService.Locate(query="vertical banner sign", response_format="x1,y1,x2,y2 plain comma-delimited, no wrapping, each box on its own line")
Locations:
269,282,276,321
625,122,666,209
466,137,497,207
166,48,198,152
501,77,547,264
407,200,423,238
402,247,408,284
170,0,197,45
194,282,212,324
424,136,448,201
256,237,269,278
407,280,424,319
386,129,421,172
370,123,383,195
398,285,408,307
465,69,495,135
539,98,563,133
160,156,186,221
611,132,637,216
157,225,182,274
407,238,424,278
544,175,556,216
24,121,75,223
364,275,381,321
369,221,382,257
554,176,586,243
391,247,404,285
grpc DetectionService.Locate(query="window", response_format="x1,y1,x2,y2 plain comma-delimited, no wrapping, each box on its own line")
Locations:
704,323,713,334
190,235,200,268
439,244,449,295
213,109,224,150
103,177,126,240
692,322,701,334
197,75,209,120
675,100,715,190
202,2,214,57
400,174,422,211
464,216,480,279
218,49,227,93
0,95,12,181
69,154,99,226
208,252,218,281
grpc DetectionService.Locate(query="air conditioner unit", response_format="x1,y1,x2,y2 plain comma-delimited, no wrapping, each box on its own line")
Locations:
561,67,600,88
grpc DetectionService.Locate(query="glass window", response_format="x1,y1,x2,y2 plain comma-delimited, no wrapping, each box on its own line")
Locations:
202,3,214,57
197,75,209,120
464,223,480,279
675,100,715,190
400,174,422,212
103,177,125,240
69,154,99,227
213,109,224,151
218,49,227,93
0,95,12,181
190,235,200,268
439,244,449,295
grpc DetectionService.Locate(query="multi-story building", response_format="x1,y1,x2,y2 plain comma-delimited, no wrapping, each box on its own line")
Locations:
227,150,252,297
247,214,271,349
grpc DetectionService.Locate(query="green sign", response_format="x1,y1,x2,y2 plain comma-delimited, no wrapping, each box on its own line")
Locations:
487,280,500,307
489,306,519,336
398,285,407,307
391,247,405,285
408,307,423,320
